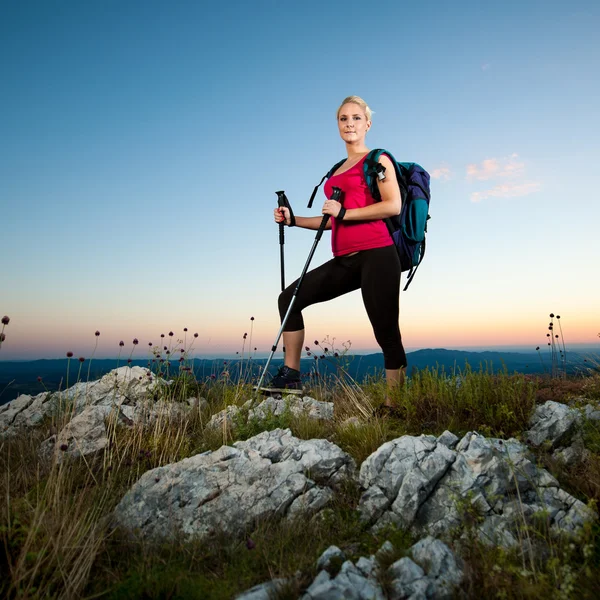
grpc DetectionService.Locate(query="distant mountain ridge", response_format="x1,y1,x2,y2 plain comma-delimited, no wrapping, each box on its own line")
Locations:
0,348,596,405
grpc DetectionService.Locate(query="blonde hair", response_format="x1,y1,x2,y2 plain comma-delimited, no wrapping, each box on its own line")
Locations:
336,95,373,120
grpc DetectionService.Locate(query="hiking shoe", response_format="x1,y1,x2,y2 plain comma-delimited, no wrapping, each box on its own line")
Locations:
259,365,303,394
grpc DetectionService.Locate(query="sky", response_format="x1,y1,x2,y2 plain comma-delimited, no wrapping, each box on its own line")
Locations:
1,0,599,361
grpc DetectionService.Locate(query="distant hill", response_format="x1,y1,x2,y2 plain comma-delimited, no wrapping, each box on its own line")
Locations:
0,348,596,405
344,348,594,380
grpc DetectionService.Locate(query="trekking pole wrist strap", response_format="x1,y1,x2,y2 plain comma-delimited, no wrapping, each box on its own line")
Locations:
287,214,296,227
336,207,346,221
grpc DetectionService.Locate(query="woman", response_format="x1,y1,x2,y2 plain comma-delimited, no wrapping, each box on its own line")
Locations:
264,96,406,411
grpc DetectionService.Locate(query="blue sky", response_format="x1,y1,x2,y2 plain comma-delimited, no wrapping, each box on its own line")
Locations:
2,0,599,360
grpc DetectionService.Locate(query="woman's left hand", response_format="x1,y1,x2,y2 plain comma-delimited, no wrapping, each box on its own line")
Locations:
322,199,342,218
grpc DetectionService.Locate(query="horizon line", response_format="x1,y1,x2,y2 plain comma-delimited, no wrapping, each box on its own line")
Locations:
2,343,598,362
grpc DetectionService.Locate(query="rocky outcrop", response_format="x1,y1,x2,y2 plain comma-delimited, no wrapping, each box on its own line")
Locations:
206,395,334,431
236,536,463,600
51,366,165,410
1,367,181,441
358,431,595,546
2,367,598,563
249,395,334,422
113,428,355,540
112,422,595,555
525,399,600,466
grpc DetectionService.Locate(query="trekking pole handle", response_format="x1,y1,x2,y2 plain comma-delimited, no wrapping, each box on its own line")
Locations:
276,190,287,243
275,191,288,291
315,186,342,242
276,190,295,227
276,190,289,205
331,186,342,202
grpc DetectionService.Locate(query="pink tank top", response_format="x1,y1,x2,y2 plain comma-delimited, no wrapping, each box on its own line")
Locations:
324,154,393,257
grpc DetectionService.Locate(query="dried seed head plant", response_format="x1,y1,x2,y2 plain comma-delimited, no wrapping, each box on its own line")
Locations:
0,315,9,350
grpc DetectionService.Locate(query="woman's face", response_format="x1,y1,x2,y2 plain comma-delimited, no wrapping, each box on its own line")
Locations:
337,102,371,143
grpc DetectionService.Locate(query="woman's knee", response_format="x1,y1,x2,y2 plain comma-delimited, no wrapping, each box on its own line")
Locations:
278,288,293,317
376,330,406,370
278,290,305,330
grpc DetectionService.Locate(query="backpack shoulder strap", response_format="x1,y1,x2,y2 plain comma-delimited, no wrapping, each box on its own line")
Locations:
363,149,406,203
307,158,346,208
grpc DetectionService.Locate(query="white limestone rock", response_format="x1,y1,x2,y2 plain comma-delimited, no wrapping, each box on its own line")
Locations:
205,404,243,430
39,404,130,462
316,545,346,571
113,428,355,540
248,395,334,422
525,400,581,449
0,367,165,438
358,431,596,546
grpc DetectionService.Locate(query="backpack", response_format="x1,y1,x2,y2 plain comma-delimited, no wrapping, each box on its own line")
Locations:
308,149,431,290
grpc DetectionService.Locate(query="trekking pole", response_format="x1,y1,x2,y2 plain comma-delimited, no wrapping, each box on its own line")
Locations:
255,186,342,392
275,191,293,292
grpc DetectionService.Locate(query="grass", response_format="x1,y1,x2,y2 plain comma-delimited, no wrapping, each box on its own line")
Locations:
1,358,600,598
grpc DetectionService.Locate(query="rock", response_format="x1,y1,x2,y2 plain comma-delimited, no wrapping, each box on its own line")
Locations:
0,394,35,421
205,404,243,430
387,557,426,600
355,556,376,578
132,398,190,425
359,434,456,530
524,400,600,466
552,433,589,466
113,428,355,540
235,579,289,600
240,537,462,600
583,403,600,421
39,405,129,461
0,393,45,436
437,430,459,449
186,397,209,412
374,540,395,563
120,405,135,421
358,431,596,546
248,396,334,422
205,396,334,432
525,400,581,449
1,392,53,436
0,367,165,438
288,487,334,519
56,366,163,411
410,536,463,599
316,545,346,571
301,558,384,600
381,537,463,600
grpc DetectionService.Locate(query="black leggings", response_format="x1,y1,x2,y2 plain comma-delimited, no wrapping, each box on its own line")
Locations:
278,245,407,370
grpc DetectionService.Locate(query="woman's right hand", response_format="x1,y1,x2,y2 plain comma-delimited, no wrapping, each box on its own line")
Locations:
274,206,291,225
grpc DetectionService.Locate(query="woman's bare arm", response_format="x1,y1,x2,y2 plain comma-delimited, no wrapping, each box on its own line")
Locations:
274,207,332,230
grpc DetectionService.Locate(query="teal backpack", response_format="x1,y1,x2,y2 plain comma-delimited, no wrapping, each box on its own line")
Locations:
308,149,431,290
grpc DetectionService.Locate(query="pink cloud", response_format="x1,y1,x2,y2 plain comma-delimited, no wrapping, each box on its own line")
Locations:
431,166,452,180
466,153,525,181
470,181,542,203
